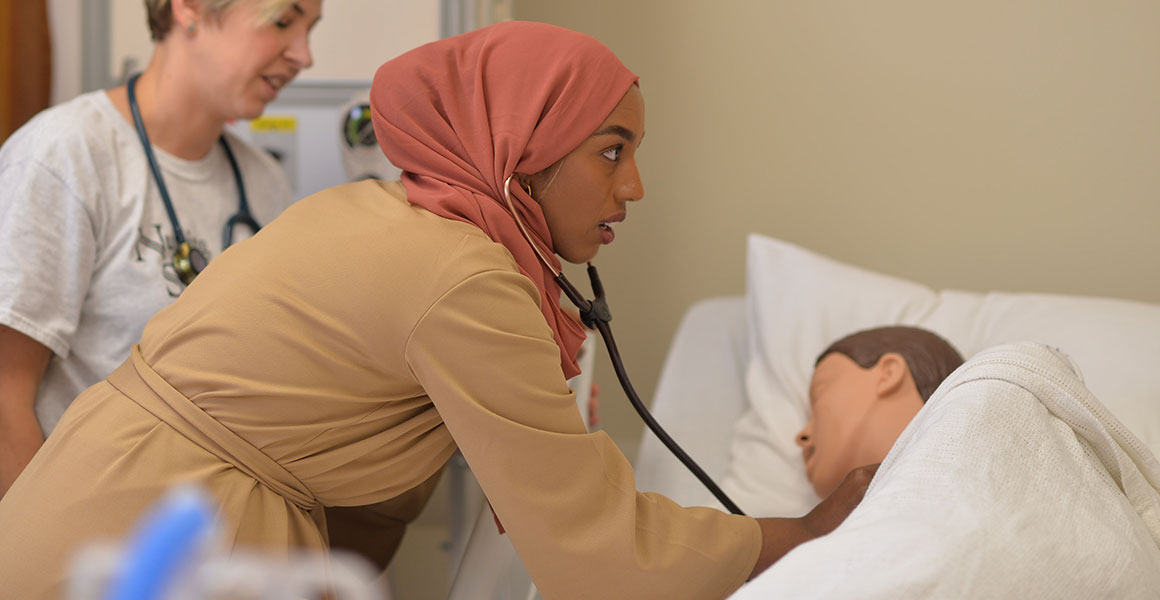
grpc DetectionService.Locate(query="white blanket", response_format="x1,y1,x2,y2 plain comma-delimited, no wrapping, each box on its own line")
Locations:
732,342,1160,599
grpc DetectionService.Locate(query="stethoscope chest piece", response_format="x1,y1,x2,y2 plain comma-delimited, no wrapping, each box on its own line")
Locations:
173,242,209,286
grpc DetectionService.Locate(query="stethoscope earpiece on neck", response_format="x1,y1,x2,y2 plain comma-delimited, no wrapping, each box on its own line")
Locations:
501,174,746,515
126,72,258,287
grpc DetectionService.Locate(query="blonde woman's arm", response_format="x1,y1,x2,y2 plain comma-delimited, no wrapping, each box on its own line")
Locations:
0,325,50,497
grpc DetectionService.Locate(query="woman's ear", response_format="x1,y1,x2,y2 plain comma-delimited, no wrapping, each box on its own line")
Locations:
170,0,202,32
873,352,909,398
521,160,565,201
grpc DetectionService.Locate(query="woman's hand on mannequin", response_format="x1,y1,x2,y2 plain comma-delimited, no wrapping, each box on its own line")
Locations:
800,463,879,537
748,463,879,579
0,325,50,497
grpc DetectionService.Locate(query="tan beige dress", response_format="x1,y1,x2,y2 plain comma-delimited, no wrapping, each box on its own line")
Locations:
0,180,760,599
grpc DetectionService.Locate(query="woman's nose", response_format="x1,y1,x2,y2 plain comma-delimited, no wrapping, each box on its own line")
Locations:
616,161,644,203
287,32,314,70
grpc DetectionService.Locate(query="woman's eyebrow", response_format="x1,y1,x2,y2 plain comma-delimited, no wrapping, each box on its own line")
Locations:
590,124,637,143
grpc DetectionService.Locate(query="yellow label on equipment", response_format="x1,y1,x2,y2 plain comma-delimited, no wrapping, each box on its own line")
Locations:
250,116,298,133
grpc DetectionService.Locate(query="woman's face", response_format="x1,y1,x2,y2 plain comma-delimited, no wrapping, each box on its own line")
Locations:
528,85,646,264
191,0,321,119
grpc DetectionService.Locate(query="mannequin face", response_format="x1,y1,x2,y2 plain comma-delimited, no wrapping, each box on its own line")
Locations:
795,352,924,497
529,84,645,264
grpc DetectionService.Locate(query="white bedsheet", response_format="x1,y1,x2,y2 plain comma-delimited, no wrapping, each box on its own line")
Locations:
732,342,1160,599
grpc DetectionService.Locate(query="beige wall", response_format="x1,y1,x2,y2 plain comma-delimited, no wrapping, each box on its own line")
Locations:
515,0,1160,457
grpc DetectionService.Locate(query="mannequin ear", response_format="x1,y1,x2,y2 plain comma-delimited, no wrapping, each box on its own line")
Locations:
873,352,909,398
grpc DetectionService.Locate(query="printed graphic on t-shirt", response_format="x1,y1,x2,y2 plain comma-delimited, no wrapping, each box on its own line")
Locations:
133,224,213,297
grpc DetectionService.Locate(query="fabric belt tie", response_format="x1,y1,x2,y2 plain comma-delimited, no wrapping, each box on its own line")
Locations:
106,345,320,513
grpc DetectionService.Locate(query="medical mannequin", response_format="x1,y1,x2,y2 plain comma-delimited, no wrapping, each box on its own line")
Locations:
796,326,964,497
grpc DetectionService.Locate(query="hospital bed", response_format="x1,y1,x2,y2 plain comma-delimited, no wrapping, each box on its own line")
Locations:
639,233,1160,515
639,234,1160,597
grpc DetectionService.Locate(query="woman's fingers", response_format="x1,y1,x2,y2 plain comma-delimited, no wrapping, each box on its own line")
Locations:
802,463,879,537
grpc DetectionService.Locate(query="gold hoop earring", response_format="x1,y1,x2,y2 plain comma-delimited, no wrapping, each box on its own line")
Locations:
522,181,533,198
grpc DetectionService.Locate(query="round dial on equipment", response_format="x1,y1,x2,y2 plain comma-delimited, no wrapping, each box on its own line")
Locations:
342,103,377,148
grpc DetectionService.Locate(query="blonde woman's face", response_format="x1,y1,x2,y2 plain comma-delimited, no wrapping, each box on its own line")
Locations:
190,0,321,119
531,85,646,264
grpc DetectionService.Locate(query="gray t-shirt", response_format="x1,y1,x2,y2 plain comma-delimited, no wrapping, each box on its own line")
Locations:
0,91,294,434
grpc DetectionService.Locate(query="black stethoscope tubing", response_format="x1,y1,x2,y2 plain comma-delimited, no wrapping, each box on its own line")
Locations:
126,72,259,283
503,176,747,516
558,268,747,516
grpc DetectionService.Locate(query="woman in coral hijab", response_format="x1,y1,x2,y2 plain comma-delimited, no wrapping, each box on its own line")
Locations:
0,21,872,599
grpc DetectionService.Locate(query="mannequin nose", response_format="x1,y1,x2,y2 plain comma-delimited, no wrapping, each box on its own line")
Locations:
795,422,813,448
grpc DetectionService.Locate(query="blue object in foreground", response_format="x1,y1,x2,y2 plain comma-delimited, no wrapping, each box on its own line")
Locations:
103,487,216,600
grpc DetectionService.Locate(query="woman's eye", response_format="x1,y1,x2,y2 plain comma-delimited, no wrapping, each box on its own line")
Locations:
602,146,622,162
274,10,296,29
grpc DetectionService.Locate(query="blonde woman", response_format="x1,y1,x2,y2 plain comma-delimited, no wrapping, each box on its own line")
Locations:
0,0,321,496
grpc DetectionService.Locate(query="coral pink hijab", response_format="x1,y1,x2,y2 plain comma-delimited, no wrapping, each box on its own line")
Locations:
370,22,638,379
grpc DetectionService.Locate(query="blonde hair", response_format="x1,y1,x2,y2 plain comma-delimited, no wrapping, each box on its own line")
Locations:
145,0,299,41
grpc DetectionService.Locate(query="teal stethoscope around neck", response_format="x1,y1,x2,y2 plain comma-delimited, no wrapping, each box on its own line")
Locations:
126,72,260,286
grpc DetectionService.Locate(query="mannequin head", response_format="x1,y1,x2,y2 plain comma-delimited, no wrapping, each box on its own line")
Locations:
796,326,963,497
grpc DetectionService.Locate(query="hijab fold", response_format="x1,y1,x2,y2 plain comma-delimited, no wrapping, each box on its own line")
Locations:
371,22,638,379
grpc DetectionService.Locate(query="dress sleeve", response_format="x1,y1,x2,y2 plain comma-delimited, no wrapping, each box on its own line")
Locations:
405,268,761,600
0,158,96,357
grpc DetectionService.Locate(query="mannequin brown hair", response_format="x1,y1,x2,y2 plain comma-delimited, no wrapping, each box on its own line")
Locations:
816,326,964,402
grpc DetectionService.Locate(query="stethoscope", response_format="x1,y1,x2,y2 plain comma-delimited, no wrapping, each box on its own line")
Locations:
127,72,260,286
502,176,746,516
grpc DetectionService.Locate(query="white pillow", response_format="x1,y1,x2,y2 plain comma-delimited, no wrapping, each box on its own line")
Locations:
722,233,1160,518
